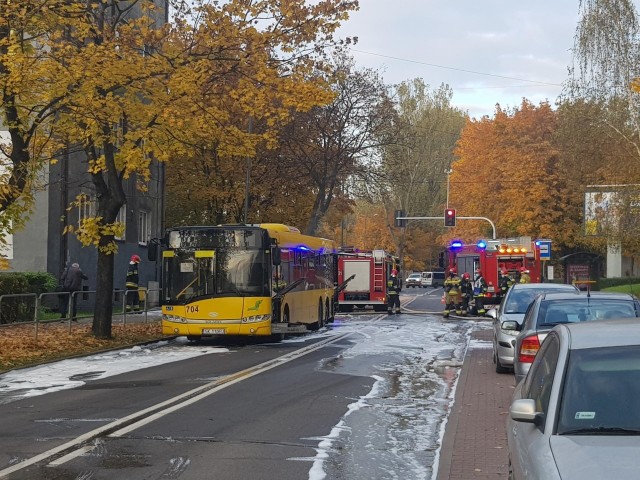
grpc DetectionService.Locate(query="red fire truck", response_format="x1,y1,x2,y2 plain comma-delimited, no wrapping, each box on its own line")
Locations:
336,248,400,312
447,236,543,306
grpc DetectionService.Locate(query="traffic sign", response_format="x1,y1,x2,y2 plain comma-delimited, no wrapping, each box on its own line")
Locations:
537,241,551,260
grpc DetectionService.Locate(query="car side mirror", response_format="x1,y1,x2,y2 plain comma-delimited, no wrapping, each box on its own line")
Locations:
147,239,159,262
272,246,281,266
486,308,497,320
510,399,538,422
501,320,520,331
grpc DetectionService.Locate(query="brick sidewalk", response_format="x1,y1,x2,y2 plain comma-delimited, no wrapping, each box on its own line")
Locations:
436,327,516,479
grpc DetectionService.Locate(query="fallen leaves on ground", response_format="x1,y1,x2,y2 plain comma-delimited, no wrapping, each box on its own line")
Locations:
0,321,164,372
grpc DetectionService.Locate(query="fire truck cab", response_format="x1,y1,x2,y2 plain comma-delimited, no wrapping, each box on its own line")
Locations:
447,236,542,306
336,248,400,312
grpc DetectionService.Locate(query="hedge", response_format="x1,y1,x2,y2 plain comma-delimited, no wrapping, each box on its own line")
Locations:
0,272,58,324
596,277,640,290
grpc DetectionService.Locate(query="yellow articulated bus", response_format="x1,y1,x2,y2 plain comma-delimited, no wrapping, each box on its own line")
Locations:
157,223,337,341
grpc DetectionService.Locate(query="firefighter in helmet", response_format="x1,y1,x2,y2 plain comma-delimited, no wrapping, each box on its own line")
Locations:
459,272,473,316
498,269,513,297
443,268,461,318
126,254,141,312
473,268,488,315
387,269,401,315
519,266,531,284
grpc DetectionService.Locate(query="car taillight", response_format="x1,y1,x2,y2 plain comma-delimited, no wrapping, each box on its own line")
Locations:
518,336,541,363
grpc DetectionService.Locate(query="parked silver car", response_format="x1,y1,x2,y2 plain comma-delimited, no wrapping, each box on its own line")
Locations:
489,283,578,374
507,319,640,480
511,291,640,384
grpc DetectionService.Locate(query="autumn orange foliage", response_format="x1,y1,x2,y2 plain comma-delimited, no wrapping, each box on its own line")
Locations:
449,100,579,248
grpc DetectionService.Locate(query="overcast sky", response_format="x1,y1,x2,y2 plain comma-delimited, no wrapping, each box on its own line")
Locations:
337,1,582,118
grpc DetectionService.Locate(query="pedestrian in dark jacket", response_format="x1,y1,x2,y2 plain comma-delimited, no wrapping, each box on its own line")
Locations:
59,262,88,320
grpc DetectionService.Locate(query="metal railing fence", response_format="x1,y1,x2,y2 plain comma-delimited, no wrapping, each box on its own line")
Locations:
0,288,163,340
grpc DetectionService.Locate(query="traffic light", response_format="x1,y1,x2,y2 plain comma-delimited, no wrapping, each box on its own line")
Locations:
444,208,456,227
394,210,407,228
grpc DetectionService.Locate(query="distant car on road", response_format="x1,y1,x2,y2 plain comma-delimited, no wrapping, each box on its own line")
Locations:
488,283,579,374
507,319,640,480
420,271,445,288
405,273,422,288
512,291,640,383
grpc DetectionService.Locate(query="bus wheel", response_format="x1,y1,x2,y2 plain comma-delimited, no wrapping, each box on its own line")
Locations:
325,299,331,324
327,300,335,323
309,302,323,331
268,307,287,342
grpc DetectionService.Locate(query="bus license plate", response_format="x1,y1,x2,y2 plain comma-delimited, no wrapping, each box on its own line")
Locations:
202,329,225,335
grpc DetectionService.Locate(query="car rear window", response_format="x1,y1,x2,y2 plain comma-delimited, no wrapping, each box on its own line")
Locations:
537,300,637,327
505,288,565,314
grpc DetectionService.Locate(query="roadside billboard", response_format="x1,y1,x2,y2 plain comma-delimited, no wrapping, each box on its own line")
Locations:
584,186,640,237
584,189,617,236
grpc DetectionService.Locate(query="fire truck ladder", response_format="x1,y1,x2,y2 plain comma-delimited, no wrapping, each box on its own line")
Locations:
373,250,385,292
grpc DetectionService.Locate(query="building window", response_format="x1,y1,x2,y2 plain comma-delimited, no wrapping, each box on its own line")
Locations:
115,205,126,241
78,194,95,226
138,210,151,245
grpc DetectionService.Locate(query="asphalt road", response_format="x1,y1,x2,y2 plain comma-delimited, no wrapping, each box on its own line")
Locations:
0,287,466,480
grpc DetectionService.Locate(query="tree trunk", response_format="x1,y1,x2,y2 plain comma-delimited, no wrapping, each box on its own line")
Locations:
92,236,116,339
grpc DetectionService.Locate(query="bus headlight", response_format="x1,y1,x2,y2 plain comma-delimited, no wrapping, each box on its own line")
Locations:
241,314,271,324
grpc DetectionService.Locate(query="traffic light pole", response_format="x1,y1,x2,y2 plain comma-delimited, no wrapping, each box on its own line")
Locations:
395,215,497,240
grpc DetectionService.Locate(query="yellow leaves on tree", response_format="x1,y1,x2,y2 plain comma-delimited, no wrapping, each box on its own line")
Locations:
163,2,358,228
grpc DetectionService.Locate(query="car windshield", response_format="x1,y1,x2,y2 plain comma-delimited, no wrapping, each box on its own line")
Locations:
558,345,640,434
537,300,637,327
504,288,555,314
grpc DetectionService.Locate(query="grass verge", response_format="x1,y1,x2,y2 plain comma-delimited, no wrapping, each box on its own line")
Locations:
601,284,640,295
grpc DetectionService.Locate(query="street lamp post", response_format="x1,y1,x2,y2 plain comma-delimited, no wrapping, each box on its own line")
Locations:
242,117,254,224
445,168,453,207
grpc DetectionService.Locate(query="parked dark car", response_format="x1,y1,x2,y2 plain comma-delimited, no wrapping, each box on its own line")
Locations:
512,291,640,383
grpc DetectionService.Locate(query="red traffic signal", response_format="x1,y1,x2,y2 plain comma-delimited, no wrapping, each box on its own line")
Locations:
444,208,456,227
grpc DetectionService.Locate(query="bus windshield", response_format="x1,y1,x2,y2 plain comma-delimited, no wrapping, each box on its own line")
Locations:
163,228,270,304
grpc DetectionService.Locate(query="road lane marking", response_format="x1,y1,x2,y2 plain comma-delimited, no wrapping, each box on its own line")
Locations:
0,333,351,477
